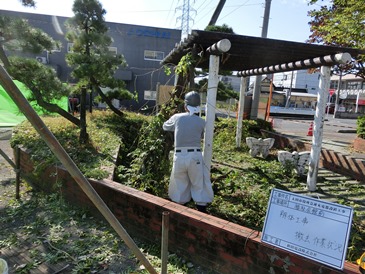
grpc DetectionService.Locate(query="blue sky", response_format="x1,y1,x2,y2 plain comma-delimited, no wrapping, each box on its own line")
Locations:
2,0,330,42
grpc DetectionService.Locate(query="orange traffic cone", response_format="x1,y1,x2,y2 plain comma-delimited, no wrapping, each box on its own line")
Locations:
307,122,313,136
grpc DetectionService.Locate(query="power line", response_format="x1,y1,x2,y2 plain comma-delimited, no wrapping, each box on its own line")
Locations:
216,0,259,24
176,0,197,38
165,0,178,27
195,0,211,12
191,0,217,28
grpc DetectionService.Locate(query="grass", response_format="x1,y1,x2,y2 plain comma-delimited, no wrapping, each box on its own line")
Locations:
0,182,212,273
3,109,365,271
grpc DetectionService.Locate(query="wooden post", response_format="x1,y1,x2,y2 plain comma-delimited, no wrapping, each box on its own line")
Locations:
161,211,170,274
156,82,160,113
236,77,248,147
15,146,20,200
307,65,331,191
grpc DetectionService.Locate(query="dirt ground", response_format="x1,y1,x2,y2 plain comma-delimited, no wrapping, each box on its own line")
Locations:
0,135,149,273
0,133,210,274
0,136,18,210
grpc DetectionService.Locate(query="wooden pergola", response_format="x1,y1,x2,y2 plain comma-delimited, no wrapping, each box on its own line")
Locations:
161,30,365,191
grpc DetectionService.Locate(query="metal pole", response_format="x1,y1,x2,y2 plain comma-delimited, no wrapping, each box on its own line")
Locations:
355,92,359,113
261,0,272,38
208,0,226,26
307,66,331,191
333,71,343,118
203,54,219,171
0,65,158,274
203,39,231,171
250,75,261,120
161,211,170,274
250,0,271,120
236,77,248,147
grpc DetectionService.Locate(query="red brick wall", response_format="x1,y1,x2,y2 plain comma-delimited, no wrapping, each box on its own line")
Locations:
262,130,365,182
17,148,361,274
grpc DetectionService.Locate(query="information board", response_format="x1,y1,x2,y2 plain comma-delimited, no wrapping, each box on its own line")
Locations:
261,188,353,270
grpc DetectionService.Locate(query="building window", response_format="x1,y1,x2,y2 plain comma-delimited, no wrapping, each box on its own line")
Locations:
67,43,74,52
108,46,117,56
51,44,61,52
330,81,338,90
346,81,362,90
144,90,156,100
144,50,164,61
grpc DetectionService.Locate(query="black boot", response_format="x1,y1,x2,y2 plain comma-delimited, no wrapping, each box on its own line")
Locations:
196,205,207,213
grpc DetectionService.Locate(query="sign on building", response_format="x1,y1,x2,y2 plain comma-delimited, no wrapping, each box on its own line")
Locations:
261,188,353,270
144,90,157,101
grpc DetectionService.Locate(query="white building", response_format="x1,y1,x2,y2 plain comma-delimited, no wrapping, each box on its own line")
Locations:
272,70,321,95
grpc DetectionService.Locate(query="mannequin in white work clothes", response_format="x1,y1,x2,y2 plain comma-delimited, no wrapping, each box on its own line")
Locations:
162,91,214,213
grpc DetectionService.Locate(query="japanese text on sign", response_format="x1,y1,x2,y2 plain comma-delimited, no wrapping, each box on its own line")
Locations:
261,188,353,270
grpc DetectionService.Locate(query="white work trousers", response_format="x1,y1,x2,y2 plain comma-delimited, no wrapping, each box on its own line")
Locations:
168,147,214,205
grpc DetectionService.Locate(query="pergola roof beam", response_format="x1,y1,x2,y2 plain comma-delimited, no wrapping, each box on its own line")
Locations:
237,52,352,77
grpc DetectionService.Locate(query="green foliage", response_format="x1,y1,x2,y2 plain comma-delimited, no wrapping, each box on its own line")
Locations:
195,78,239,101
116,114,171,197
10,113,365,263
308,0,365,77
11,111,124,180
204,24,235,34
357,115,365,138
0,16,60,54
175,52,194,78
20,0,36,7
65,0,131,128
8,56,70,102
163,65,172,76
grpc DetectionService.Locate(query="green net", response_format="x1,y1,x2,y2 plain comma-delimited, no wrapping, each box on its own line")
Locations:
0,80,68,127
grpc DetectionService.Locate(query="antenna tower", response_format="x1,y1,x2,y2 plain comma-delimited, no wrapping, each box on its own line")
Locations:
176,0,196,39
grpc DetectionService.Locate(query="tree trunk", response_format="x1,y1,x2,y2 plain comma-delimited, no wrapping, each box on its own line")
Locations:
30,90,80,126
89,91,93,113
79,87,88,143
95,85,124,116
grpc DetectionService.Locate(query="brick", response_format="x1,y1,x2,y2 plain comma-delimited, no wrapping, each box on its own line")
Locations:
19,147,361,274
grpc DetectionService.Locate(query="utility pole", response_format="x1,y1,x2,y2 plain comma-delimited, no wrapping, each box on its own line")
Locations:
208,0,226,26
261,0,272,38
250,0,272,119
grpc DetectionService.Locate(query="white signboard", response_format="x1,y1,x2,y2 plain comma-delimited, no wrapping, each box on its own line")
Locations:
261,188,353,270
144,90,157,101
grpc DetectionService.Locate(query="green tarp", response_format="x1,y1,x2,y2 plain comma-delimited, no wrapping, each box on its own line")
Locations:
0,80,68,127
